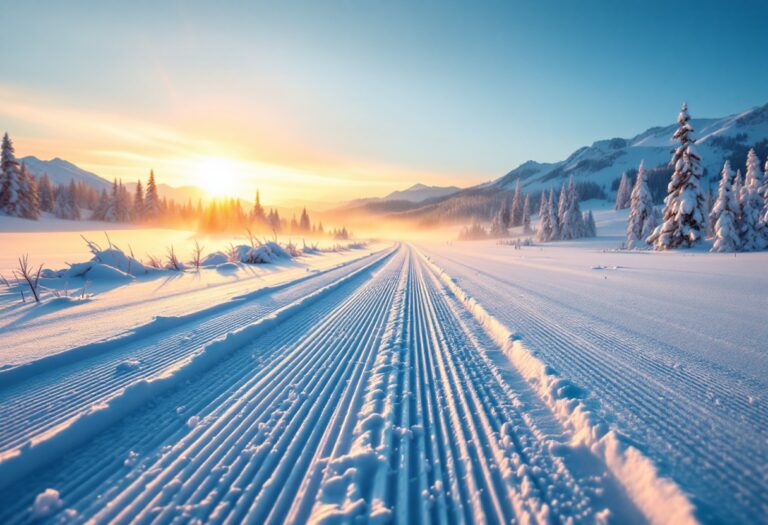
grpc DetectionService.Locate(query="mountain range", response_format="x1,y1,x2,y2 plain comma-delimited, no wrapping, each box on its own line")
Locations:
343,101,768,224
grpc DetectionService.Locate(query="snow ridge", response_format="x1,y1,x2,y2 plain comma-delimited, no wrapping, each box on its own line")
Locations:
418,249,698,525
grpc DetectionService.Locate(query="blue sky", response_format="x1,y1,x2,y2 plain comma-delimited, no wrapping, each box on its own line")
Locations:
1,1,767,201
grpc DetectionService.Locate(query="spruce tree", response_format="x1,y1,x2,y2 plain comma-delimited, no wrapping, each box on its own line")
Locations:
561,176,582,239
144,170,161,219
536,189,554,242
18,164,40,220
711,161,740,252
38,174,54,212
522,194,532,233
585,210,597,237
0,133,23,216
627,161,654,248
615,172,631,210
299,207,311,232
649,102,707,250
556,182,568,238
510,179,523,226
739,148,767,251
133,180,145,220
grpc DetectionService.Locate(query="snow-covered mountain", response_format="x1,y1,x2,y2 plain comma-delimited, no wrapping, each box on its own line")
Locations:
494,102,768,192
382,183,460,203
21,156,111,191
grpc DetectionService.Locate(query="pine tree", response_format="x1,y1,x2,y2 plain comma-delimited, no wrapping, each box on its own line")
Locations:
0,133,23,216
144,170,161,219
91,189,110,221
536,189,554,242
585,210,597,237
522,194,532,233
18,164,40,220
252,190,265,224
490,206,508,237
299,207,311,232
555,183,567,239
711,161,740,252
561,176,584,240
615,172,631,210
133,180,145,220
627,161,654,248
67,180,81,220
38,174,54,212
649,102,707,250
500,197,511,228
739,148,767,251
510,179,523,226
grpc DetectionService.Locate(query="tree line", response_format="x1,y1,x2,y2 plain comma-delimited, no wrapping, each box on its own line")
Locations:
627,103,768,252
0,133,352,238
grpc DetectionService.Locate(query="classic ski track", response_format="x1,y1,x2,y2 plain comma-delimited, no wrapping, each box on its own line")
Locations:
0,247,394,455
420,248,765,523
1,245,659,524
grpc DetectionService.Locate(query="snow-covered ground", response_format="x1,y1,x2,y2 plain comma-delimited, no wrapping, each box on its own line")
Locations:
0,212,764,524
417,208,768,524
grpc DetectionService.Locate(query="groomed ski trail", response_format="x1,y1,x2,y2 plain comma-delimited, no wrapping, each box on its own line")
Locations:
0,245,679,524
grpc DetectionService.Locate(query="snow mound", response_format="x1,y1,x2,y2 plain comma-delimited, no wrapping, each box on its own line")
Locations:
31,488,62,519
199,251,229,267
232,242,292,264
63,261,134,281
89,247,154,276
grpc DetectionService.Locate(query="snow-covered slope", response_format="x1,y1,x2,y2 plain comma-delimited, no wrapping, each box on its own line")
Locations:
495,102,768,192
383,183,460,203
20,156,111,191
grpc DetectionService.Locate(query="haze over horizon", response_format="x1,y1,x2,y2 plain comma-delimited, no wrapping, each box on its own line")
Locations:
2,1,767,204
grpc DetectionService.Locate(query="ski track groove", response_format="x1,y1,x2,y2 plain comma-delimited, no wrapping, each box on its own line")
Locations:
0,249,392,456
1,245,660,524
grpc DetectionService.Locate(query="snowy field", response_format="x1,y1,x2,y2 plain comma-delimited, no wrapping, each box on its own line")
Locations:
0,212,764,524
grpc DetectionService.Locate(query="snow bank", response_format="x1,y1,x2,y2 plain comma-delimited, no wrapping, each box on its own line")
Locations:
199,251,229,267
231,242,292,264
418,249,698,525
0,249,389,389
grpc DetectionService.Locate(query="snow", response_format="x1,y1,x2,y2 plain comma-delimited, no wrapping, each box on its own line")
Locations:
0,218,763,523
30,488,62,519
416,211,767,523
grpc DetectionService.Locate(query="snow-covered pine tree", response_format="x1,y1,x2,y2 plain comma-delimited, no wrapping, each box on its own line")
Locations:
649,102,707,250
18,163,40,220
510,179,522,226
739,148,767,251
490,206,508,237
133,180,144,220
90,189,110,221
561,176,583,239
641,207,657,243
549,188,560,240
53,183,80,220
522,194,532,233
144,170,161,219
67,179,81,220
536,190,553,242
584,210,597,237
556,182,568,237
252,190,265,223
299,207,311,232
711,161,740,252
38,174,54,213
500,197,511,228
627,161,654,248
0,133,23,216
615,172,631,210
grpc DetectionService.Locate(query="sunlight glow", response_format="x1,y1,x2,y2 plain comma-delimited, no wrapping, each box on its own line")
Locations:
189,156,245,198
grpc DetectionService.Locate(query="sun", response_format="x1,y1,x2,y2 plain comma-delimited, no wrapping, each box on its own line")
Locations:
190,156,245,198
